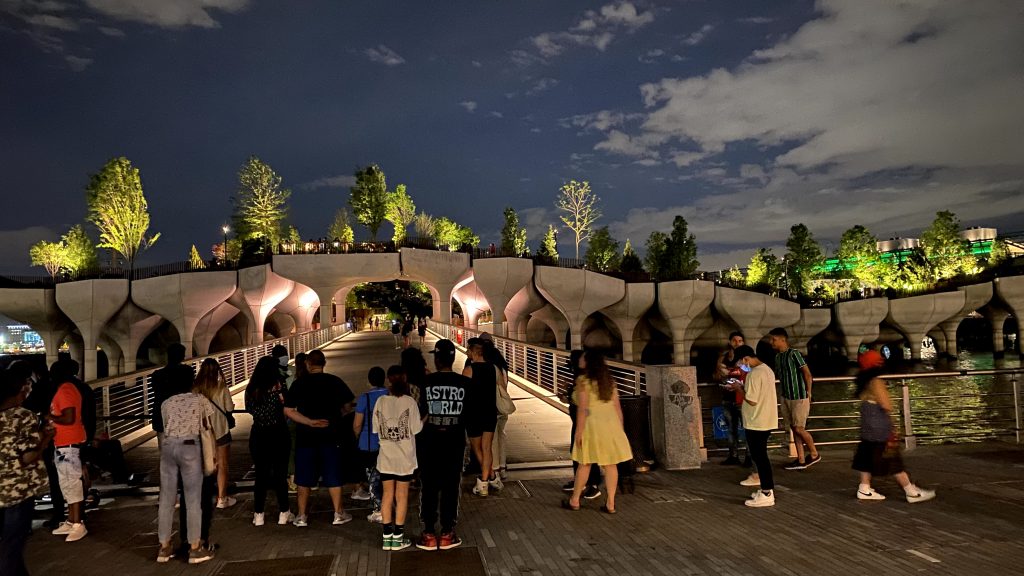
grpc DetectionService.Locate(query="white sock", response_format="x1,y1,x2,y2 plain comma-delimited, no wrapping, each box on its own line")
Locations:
859,483,872,493
902,484,919,496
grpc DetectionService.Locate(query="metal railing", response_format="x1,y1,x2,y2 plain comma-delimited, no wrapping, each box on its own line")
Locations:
90,324,350,447
428,320,646,398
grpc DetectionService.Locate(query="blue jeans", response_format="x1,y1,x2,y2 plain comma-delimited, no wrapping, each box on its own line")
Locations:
159,437,203,545
0,498,35,576
721,401,744,458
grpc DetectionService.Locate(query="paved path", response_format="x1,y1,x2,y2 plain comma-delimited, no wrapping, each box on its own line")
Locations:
23,331,1024,575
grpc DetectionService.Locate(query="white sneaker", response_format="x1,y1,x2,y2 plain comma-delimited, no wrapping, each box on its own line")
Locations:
65,522,88,542
367,510,383,523
857,489,886,501
293,514,308,527
739,474,761,487
278,511,295,525
351,487,371,501
488,477,504,491
252,512,265,526
51,521,74,535
333,511,353,525
216,496,237,509
906,487,936,504
472,477,489,497
745,490,775,508
498,468,508,481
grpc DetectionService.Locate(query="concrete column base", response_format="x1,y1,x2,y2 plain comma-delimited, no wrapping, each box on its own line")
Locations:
645,364,704,470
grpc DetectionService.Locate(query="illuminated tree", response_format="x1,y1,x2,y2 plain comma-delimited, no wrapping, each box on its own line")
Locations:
385,184,416,244
536,224,559,264
29,240,67,279
784,223,823,296
500,207,528,256
585,226,620,272
86,157,160,271
61,224,98,275
746,248,782,291
232,156,290,251
644,216,699,281
432,217,478,251
556,180,601,259
412,212,435,240
644,231,667,279
920,210,977,281
837,224,893,289
350,164,388,240
619,238,643,273
189,245,206,269
328,209,355,246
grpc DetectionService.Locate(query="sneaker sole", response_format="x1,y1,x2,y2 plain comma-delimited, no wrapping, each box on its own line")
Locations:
857,491,885,501
392,542,411,551
438,542,462,550
803,458,822,468
415,544,437,551
188,557,213,565
333,518,353,525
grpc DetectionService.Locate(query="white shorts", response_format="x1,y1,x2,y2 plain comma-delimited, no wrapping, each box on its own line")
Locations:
54,446,84,504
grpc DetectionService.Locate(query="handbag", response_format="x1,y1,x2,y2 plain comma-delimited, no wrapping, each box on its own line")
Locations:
213,398,236,429
495,366,516,415
199,410,218,476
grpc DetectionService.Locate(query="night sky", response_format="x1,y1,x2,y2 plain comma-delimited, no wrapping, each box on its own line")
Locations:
2,0,1022,275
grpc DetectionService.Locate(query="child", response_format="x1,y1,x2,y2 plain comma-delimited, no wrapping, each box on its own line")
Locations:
375,365,422,550
352,367,388,522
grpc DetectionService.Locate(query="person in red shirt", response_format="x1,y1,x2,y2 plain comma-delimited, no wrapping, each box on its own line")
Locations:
47,359,88,542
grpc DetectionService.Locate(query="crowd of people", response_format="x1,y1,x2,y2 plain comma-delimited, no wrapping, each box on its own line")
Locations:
0,324,941,573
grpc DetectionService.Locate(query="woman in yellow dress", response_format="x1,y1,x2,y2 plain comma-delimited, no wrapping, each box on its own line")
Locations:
562,350,633,514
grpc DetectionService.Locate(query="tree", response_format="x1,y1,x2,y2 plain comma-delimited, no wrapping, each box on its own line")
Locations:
746,248,782,291
328,209,355,247
232,156,290,250
284,225,301,248
432,217,477,251
722,265,745,287
350,164,388,240
189,245,206,269
644,216,700,281
385,184,416,244
585,226,620,272
500,207,529,257
556,180,601,259
61,225,98,275
86,156,160,270
644,231,668,279
619,238,643,273
784,223,824,296
536,224,559,264
987,238,1011,267
837,224,893,289
920,210,977,281
29,240,67,279
412,212,435,241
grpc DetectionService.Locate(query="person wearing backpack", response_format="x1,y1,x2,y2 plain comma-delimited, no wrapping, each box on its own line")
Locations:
352,367,389,523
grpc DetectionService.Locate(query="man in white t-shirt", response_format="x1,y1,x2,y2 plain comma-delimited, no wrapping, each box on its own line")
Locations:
733,345,779,508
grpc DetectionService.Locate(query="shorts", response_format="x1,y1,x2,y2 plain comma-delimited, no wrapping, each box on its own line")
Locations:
466,414,498,438
852,440,904,476
379,472,415,482
781,398,810,429
294,444,342,488
216,432,232,446
54,446,84,504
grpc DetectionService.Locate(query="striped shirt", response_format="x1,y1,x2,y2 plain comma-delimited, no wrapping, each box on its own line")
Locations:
774,349,809,400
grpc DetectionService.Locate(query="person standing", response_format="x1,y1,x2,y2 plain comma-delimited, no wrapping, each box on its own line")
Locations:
284,349,355,527
402,318,414,349
156,374,216,564
853,350,935,503
562,351,632,514
1,367,55,574
769,328,821,470
716,332,749,466
194,359,236,509
47,359,87,542
483,336,514,486
352,367,389,523
560,350,601,500
416,339,473,551
417,318,427,348
391,320,402,349
375,366,423,551
733,346,779,508
400,348,429,403
245,357,294,527
19,360,64,529
151,344,195,447
462,338,497,497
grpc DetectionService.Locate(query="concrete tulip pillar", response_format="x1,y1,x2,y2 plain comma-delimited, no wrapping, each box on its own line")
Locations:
273,283,319,332
453,282,489,329
994,276,1024,358
601,283,655,362
98,335,123,377
935,283,993,358
530,305,570,349
228,264,295,345
534,267,624,350
714,286,801,351
0,288,73,369
834,297,889,360
133,271,237,357
786,308,832,354
657,280,715,365
885,292,966,360
106,301,163,374
471,258,534,337
399,248,471,323
982,306,1011,357
505,281,547,341
55,279,130,380
193,302,242,356
333,286,353,329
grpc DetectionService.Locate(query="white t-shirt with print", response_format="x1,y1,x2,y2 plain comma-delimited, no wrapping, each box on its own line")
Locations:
374,394,423,476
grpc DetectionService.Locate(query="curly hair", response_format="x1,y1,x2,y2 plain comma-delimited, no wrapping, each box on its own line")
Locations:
582,350,614,402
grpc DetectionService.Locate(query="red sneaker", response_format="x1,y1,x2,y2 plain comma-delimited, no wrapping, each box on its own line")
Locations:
415,533,438,551
439,532,462,550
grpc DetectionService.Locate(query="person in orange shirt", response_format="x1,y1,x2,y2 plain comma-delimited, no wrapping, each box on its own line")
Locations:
47,359,87,542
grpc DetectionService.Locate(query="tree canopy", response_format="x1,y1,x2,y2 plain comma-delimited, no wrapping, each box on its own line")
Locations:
62,225,98,274
920,210,977,281
86,156,160,268
837,224,893,289
29,240,66,278
536,224,559,264
385,183,416,244
556,180,601,259
619,238,643,273
644,216,699,281
432,217,478,251
746,248,782,291
350,164,389,240
232,156,290,250
328,208,355,245
500,207,528,257
585,226,620,272
784,223,824,296
412,212,435,240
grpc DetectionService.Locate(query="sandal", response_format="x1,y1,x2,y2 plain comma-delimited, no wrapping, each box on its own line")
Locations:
561,498,580,511
600,505,617,514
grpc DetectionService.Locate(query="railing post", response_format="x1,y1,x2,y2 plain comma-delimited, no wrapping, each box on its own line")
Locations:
102,386,111,439
1013,374,1021,445
634,369,642,396
902,379,917,450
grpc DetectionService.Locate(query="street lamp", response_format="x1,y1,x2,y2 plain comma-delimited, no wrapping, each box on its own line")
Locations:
221,225,230,265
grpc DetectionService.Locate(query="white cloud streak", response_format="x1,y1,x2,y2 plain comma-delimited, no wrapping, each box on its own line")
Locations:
364,44,406,66
301,175,357,191
520,1,655,63
84,0,250,28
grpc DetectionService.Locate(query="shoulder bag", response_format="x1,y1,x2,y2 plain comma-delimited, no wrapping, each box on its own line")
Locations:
495,366,516,415
199,405,218,476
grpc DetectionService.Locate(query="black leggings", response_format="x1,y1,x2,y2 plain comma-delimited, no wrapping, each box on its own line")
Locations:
250,427,291,514
745,429,774,491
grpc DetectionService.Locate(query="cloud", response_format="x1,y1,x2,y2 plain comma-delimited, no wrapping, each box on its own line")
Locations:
64,54,93,71
489,111,504,118
459,100,477,113
471,60,482,68
525,77,559,96
364,44,406,66
637,48,663,64
520,1,655,63
83,0,250,29
98,25,124,36
301,175,357,190
740,16,775,25
560,110,642,132
681,24,713,46
519,207,555,243
24,13,78,30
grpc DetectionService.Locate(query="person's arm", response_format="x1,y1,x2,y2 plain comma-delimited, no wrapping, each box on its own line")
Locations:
574,380,589,446
743,372,760,406
715,350,729,382
284,407,328,427
870,378,893,413
461,364,473,378
352,412,364,437
801,364,814,400
50,406,76,425
20,421,56,466
613,387,624,427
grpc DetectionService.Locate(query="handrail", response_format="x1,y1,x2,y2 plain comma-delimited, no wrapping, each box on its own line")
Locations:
90,324,350,448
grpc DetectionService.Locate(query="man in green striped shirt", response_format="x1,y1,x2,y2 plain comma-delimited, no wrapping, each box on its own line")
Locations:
769,328,821,471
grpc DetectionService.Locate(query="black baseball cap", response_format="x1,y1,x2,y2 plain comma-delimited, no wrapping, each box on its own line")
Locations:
430,339,456,358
